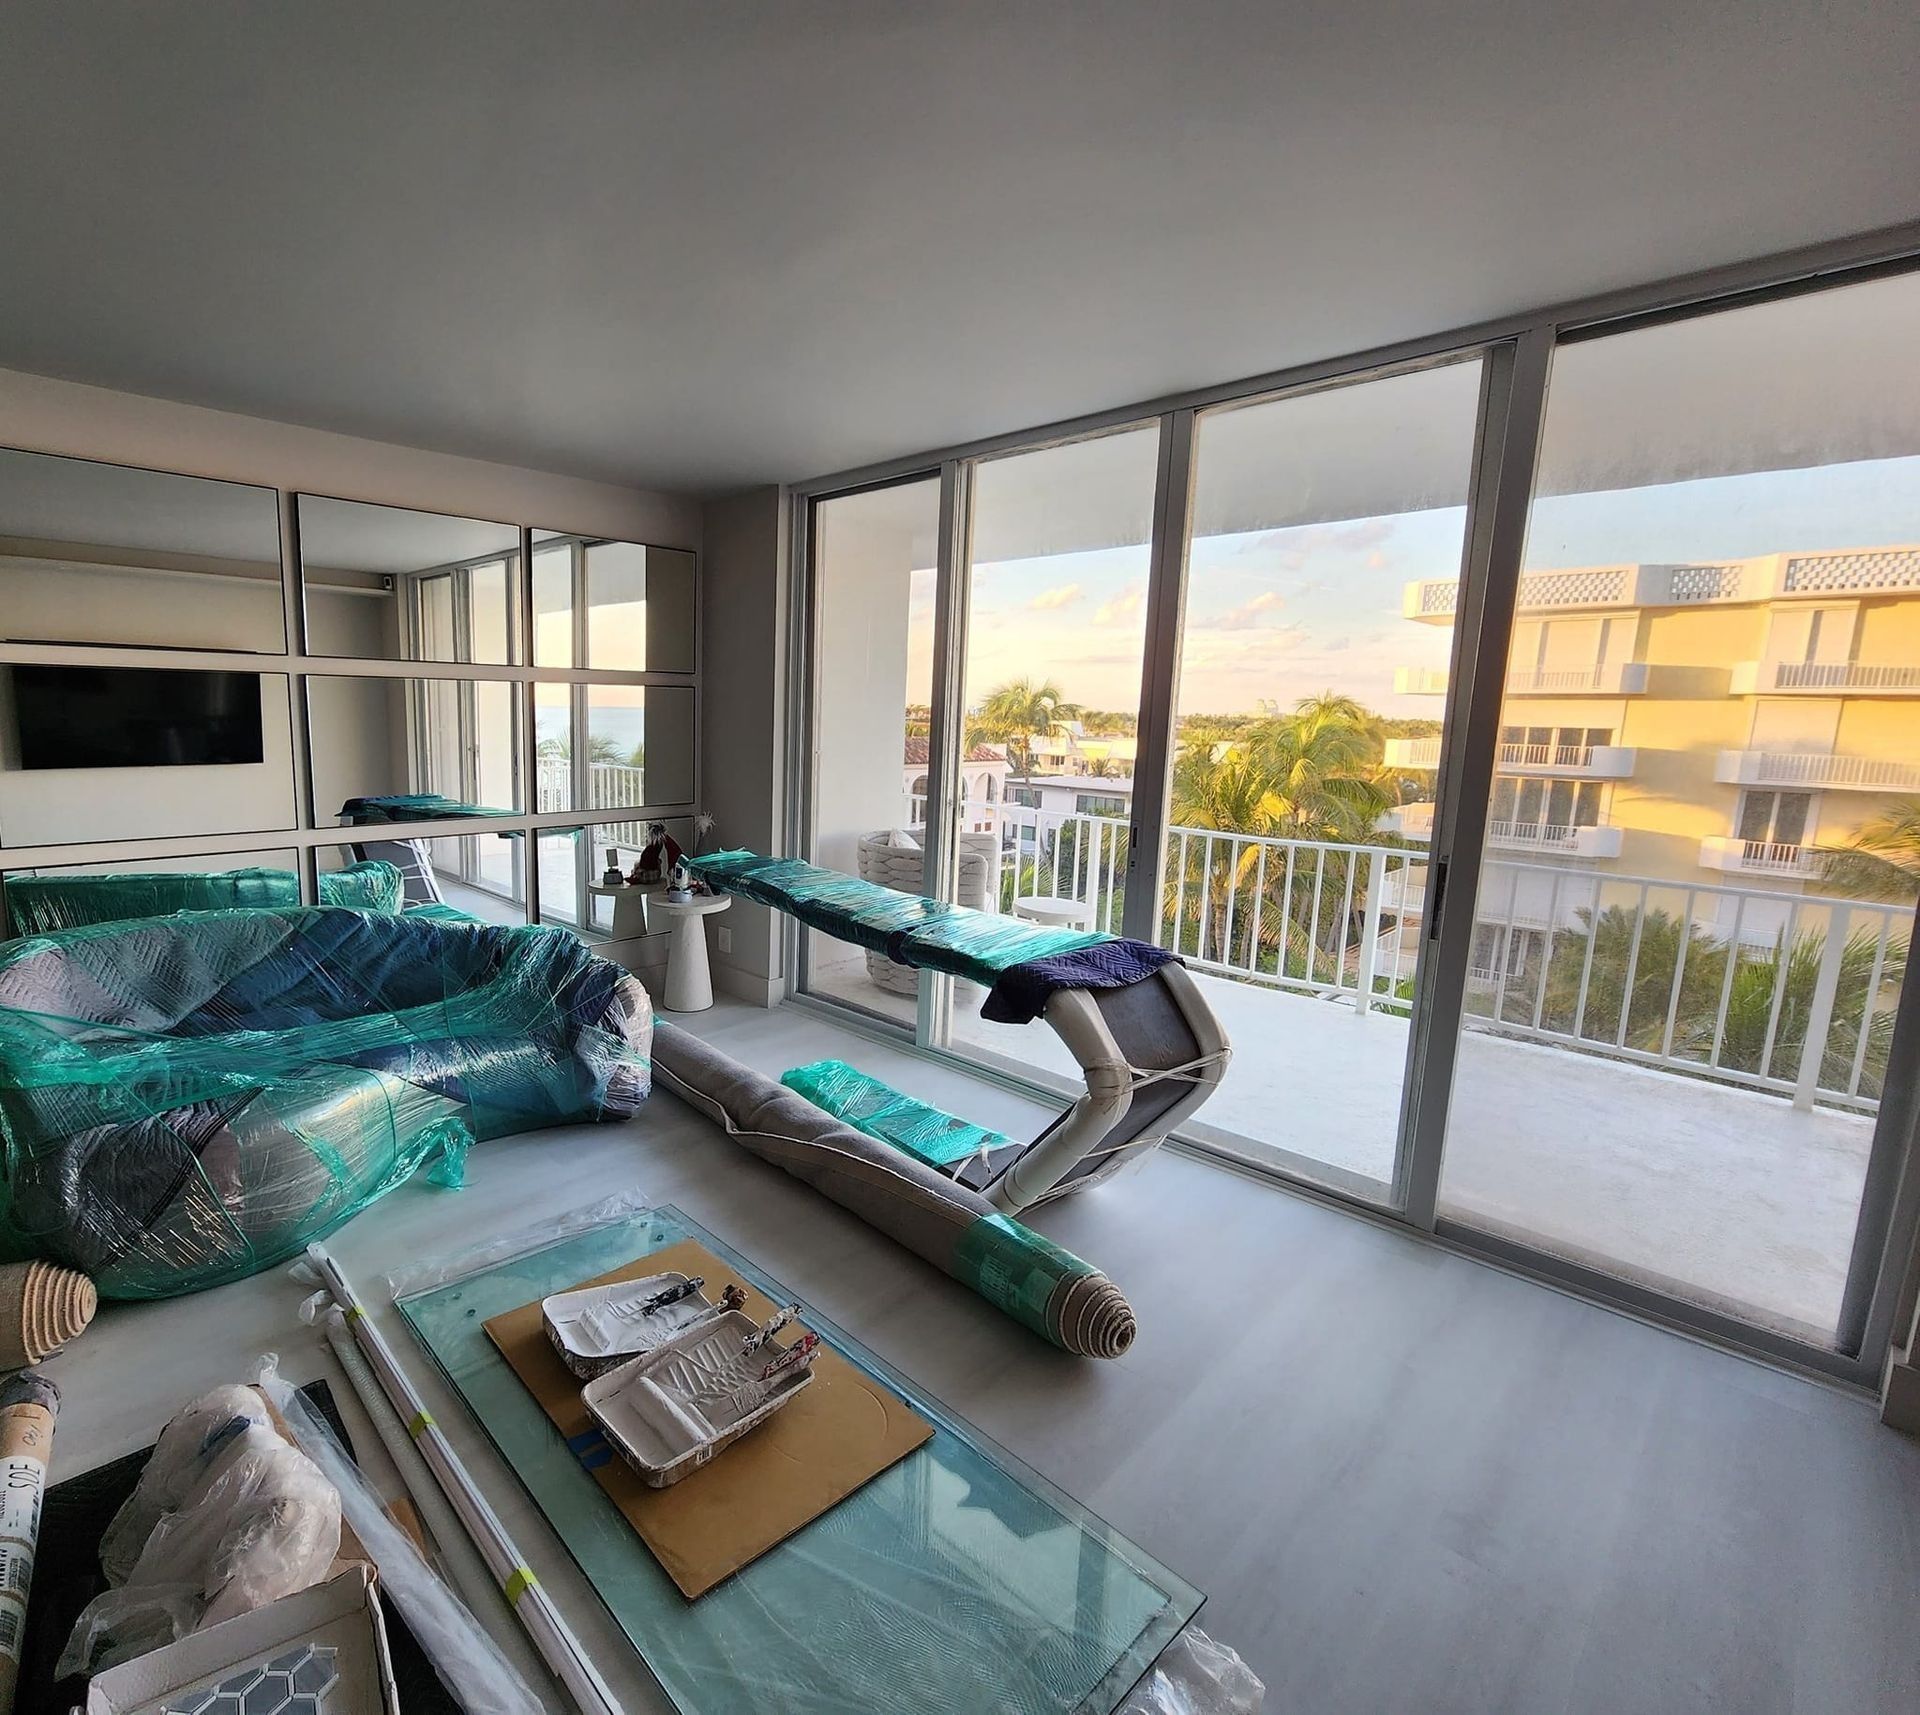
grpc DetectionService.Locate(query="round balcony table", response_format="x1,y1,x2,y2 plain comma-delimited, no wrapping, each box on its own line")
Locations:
644,892,732,1012
1012,894,1095,930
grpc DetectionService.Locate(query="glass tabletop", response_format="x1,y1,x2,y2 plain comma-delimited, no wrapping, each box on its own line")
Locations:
397,1204,1201,1715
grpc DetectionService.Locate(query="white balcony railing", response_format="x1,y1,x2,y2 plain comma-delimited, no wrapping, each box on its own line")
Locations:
1698,835,1816,878
1386,737,1635,777
1486,820,1623,857
893,799,1904,1115
1384,805,1621,857
536,757,652,845
1731,660,1920,695
1714,750,1920,792
1504,662,1649,696
1393,662,1649,697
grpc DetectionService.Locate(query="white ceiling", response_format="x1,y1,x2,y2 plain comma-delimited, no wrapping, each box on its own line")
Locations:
2,2,1916,498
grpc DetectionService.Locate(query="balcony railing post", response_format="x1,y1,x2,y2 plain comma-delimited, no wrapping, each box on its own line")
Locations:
1353,848,1388,1017
1794,904,1851,1112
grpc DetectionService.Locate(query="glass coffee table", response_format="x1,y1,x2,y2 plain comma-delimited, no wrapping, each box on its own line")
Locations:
398,1203,1201,1715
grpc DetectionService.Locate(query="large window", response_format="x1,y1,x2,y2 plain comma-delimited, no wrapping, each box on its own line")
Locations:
797,255,1920,1379
1437,267,1920,1343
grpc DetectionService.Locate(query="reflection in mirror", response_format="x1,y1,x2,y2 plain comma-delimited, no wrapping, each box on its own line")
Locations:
2,847,302,936
317,837,526,929
529,531,696,671
296,496,521,663
0,668,296,847
306,675,522,828
537,818,694,944
533,686,695,812
0,447,284,652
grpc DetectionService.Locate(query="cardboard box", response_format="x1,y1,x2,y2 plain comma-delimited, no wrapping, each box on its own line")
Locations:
84,1566,397,1715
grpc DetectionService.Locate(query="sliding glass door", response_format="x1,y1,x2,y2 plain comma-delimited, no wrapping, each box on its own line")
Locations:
1158,360,1485,1198
795,256,1920,1377
1436,269,1920,1345
803,476,942,1025
940,427,1161,1081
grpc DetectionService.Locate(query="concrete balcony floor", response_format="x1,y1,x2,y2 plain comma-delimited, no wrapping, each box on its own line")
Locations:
809,956,1872,1343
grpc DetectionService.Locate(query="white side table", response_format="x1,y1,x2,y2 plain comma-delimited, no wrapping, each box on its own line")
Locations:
585,881,657,943
1012,894,1094,930
646,893,732,1011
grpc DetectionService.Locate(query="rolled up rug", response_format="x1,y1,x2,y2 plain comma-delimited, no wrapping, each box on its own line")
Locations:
649,1023,1135,1358
0,1260,98,1368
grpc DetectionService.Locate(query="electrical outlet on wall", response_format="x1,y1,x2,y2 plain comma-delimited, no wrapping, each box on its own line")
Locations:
716,926,732,955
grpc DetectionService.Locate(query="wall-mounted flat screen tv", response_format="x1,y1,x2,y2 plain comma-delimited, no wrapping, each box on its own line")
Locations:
11,665,265,770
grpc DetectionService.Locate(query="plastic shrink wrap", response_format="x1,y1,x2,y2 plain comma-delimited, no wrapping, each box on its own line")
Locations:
0,908,652,1297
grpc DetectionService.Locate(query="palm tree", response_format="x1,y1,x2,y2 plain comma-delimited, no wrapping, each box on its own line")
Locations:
974,678,1082,782
1818,798,1920,900
1163,693,1398,982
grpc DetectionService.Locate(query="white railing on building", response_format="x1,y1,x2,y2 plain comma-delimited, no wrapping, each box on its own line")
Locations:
1714,749,1920,791
1732,659,1920,695
913,796,1903,1116
1386,737,1635,777
1697,835,1815,878
1410,547,1920,621
536,757,651,846
1504,662,1649,696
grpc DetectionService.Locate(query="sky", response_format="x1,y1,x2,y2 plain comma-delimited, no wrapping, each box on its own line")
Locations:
906,454,1920,718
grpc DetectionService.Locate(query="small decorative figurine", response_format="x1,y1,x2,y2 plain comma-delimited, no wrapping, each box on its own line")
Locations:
602,847,624,887
628,821,684,887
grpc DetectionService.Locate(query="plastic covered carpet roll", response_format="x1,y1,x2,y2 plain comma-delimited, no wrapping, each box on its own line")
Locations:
652,1023,1134,1358
780,1058,1012,1169
687,849,1107,985
0,907,652,1298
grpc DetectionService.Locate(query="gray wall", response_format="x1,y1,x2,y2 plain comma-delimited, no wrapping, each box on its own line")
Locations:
699,487,787,1004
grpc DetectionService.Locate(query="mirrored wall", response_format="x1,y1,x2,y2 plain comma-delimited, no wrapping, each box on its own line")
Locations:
0,448,285,652
297,496,522,663
0,447,698,957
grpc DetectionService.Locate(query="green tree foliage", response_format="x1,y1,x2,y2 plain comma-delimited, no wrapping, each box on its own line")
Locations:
1817,798,1920,901
972,678,1083,780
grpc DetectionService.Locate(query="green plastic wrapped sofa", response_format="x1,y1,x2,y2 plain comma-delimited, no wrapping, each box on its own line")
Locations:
0,906,651,1297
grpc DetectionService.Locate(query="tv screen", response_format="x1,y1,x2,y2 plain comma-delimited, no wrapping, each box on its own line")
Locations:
11,666,265,770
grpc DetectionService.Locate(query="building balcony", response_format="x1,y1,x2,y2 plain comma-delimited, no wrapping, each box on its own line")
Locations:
1504,662,1648,696
1485,819,1623,857
1383,804,1622,857
1392,662,1649,697
1698,835,1816,878
1385,736,1635,777
1729,659,1920,695
1405,547,1920,625
1714,749,1920,792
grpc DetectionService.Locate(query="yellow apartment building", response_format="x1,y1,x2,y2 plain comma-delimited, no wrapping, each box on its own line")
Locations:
1382,543,1920,930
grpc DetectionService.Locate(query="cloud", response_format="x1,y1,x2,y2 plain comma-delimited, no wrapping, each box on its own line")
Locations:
1028,583,1082,612
1095,587,1144,626
1201,589,1287,631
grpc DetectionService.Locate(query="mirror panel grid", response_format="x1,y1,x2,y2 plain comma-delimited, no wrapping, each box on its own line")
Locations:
0,447,285,652
306,673,523,828
296,494,522,663
532,530,696,672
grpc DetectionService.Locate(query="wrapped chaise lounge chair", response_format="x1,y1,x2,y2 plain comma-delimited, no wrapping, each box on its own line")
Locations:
687,849,1231,1213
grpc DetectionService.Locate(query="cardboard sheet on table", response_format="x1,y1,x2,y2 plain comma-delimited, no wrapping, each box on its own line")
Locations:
484,1236,933,1599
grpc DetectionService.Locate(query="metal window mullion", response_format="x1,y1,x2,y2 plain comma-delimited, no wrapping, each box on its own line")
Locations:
918,459,972,1051
1836,893,1920,1358
1123,410,1194,947
1397,329,1554,1230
